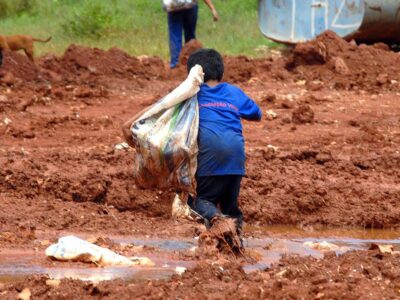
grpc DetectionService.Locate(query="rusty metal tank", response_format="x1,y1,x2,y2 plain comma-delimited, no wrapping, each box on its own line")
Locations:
258,0,400,44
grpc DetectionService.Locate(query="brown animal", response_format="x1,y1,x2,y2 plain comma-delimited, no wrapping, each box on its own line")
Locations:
0,35,52,62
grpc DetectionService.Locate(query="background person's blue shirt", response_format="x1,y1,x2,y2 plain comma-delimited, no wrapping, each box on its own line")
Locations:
196,82,262,176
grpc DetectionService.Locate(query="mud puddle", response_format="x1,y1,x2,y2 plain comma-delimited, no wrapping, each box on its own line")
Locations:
1,227,399,283
0,252,191,284
243,226,400,272
113,237,195,251
0,263,187,284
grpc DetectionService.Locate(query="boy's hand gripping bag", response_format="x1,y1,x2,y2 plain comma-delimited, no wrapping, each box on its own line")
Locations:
130,65,204,194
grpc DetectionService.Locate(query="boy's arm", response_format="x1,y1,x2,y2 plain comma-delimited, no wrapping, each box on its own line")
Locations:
238,91,262,122
203,0,219,21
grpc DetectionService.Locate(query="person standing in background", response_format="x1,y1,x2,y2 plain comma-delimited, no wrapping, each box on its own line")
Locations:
164,0,219,69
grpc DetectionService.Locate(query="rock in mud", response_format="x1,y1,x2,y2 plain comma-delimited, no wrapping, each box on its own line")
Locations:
281,99,294,109
262,145,279,161
18,288,31,300
45,279,61,288
332,57,350,75
376,73,389,85
292,104,314,124
316,151,333,164
260,91,277,104
0,71,16,85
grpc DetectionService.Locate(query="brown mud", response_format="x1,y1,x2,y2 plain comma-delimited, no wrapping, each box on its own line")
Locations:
1,30,400,298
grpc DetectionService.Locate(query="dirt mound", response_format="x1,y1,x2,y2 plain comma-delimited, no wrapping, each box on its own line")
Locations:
224,55,291,83
1,50,39,81
179,39,203,66
59,45,166,79
1,45,167,84
286,30,400,90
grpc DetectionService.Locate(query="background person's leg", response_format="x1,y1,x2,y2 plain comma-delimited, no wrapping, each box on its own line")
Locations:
219,175,244,231
167,11,183,68
182,5,198,43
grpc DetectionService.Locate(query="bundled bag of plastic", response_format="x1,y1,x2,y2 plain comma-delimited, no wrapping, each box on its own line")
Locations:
130,65,204,194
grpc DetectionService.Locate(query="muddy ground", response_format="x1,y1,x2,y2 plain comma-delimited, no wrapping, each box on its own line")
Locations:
1,32,400,298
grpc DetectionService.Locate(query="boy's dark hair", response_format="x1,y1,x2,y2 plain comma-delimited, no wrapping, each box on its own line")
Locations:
187,48,224,82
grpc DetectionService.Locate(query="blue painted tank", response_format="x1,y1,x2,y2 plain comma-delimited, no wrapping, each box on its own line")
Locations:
258,0,400,44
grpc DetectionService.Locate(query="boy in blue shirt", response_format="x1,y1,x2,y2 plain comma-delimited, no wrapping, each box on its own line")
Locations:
187,49,262,238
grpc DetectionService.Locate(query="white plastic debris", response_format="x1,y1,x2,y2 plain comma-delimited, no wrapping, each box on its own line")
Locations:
45,236,154,267
114,142,129,150
175,266,187,275
267,145,279,153
295,80,306,86
303,241,341,252
171,194,191,219
266,109,277,120
3,117,11,125
171,194,202,221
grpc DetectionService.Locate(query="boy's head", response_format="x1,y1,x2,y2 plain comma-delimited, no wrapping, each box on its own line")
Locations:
187,48,224,82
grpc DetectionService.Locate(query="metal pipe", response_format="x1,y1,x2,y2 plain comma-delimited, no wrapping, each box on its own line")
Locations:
352,0,400,43
258,0,400,44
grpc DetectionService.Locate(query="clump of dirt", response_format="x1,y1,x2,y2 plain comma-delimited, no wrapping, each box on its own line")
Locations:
1,50,39,81
0,71,16,85
179,39,203,66
291,104,314,124
0,225,36,247
285,30,400,90
198,217,244,258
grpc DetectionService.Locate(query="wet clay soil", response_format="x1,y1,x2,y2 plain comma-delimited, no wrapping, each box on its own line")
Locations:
1,31,400,298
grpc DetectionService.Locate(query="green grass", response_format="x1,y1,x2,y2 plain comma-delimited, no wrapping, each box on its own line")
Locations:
0,0,278,58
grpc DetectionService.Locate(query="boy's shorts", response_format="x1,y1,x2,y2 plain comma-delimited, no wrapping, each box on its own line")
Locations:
188,175,243,229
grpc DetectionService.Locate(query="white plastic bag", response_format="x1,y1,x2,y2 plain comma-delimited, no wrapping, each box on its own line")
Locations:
45,236,154,267
163,0,198,12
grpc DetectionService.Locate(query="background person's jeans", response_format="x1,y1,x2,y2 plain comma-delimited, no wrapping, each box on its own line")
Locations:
167,5,198,68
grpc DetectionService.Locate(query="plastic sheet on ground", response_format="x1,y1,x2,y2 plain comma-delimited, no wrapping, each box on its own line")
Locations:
130,65,203,194
45,236,154,267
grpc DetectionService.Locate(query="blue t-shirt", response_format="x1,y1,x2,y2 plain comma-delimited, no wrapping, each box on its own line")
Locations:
196,82,262,176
